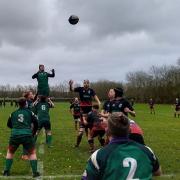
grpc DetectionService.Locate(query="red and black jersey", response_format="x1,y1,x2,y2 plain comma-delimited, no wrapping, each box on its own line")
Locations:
109,98,134,116
175,100,180,110
74,87,96,106
70,103,81,116
129,120,143,135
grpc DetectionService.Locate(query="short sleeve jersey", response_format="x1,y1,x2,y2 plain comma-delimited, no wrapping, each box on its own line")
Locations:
74,87,96,106
70,103,81,115
109,98,134,116
34,101,51,121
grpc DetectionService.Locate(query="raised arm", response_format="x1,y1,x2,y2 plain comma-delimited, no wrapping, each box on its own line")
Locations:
69,80,74,92
48,98,55,108
47,69,55,78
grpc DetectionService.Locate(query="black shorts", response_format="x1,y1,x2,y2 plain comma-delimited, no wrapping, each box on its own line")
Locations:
175,107,180,111
129,133,145,145
73,115,80,120
9,136,35,154
80,106,92,114
38,120,51,131
90,129,105,138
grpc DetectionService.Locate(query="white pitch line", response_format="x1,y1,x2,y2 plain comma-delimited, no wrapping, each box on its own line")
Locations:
0,175,82,179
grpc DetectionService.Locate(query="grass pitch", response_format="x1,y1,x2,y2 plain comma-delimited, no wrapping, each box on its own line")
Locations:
0,102,180,179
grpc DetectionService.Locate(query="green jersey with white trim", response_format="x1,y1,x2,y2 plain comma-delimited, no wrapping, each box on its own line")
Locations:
7,108,38,137
82,138,160,180
34,101,52,122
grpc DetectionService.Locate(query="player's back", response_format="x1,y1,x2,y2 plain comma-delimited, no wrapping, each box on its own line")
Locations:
94,140,156,180
35,101,50,121
10,108,33,137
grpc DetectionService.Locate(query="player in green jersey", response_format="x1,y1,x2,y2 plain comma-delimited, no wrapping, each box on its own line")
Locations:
21,90,36,160
82,112,161,180
3,98,40,178
32,64,55,97
34,96,54,147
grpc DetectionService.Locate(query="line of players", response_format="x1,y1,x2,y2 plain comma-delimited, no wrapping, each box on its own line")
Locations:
3,65,55,177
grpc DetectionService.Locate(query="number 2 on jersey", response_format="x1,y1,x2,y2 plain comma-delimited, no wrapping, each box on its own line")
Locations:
123,157,139,180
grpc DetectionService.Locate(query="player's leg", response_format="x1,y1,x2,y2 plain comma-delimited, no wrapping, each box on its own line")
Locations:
44,121,52,147
97,130,105,146
75,126,84,147
3,138,19,176
23,136,40,177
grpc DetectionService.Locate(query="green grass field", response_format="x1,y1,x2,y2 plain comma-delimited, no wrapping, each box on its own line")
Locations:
0,103,180,180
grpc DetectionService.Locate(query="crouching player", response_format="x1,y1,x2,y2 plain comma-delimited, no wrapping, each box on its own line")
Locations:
3,98,40,177
86,105,105,153
34,96,54,147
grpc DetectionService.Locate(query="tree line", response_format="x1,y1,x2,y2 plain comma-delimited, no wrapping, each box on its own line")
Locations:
0,62,179,104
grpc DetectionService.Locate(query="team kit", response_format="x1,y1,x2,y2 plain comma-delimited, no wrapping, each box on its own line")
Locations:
5,64,180,179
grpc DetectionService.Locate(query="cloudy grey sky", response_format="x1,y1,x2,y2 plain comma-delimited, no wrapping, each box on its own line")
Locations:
0,0,179,85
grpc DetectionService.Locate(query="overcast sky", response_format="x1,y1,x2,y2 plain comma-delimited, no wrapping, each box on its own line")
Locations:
0,0,179,85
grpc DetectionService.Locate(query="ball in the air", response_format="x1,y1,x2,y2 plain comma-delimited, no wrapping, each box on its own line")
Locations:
68,15,79,25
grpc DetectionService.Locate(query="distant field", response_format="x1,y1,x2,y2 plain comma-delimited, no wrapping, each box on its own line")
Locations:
0,103,180,180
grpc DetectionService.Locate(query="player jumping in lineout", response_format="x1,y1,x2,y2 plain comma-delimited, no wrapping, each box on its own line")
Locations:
32,64,55,97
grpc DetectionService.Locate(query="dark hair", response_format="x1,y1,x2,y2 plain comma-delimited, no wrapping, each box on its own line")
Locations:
39,64,44,69
107,112,129,138
18,97,27,108
92,104,99,110
39,95,47,102
114,87,124,98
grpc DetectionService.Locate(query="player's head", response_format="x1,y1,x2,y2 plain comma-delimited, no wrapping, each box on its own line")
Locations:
74,97,79,103
114,87,124,98
92,104,99,111
39,64,45,72
18,97,27,108
83,79,90,89
39,95,47,102
23,90,34,100
108,89,115,99
107,112,130,138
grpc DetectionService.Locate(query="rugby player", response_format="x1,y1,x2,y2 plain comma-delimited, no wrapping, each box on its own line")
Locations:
108,87,136,117
69,79,101,147
86,104,105,153
174,98,180,118
149,98,155,114
34,96,54,147
3,98,40,177
70,97,81,130
32,64,55,97
82,112,161,179
101,89,115,115
21,90,37,160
